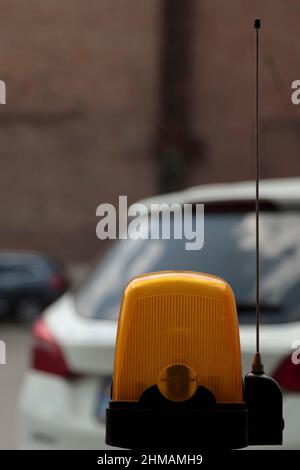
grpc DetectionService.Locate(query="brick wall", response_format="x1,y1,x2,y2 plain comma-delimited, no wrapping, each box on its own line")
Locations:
0,0,160,261
0,1,299,262
191,0,300,185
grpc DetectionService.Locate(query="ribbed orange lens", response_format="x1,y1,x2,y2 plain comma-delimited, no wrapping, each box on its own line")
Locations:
112,271,243,403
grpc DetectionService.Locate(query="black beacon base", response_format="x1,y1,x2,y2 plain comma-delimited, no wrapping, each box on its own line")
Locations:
106,377,283,450
106,385,248,449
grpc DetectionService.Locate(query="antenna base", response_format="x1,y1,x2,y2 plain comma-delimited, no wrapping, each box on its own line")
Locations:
251,352,264,374
244,371,283,445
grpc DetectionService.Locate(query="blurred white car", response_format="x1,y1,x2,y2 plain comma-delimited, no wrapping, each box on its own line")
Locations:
18,178,300,449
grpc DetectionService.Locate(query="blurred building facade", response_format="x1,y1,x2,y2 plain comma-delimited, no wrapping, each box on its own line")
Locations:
0,0,299,262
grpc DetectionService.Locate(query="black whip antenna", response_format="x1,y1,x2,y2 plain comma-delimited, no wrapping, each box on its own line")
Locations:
252,18,264,374
243,24,283,449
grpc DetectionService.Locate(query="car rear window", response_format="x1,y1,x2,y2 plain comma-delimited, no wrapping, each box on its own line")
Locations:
75,211,300,324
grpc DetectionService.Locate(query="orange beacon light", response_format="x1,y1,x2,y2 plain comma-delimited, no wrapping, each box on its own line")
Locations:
106,271,248,449
106,270,283,449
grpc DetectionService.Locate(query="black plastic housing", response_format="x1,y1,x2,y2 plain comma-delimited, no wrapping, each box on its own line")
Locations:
244,372,284,445
107,375,284,449
106,385,248,449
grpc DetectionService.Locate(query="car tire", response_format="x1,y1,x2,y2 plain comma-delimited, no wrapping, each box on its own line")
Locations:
14,297,42,323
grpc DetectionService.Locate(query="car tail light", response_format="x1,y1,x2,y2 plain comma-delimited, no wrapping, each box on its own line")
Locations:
272,355,300,392
48,273,68,291
31,318,74,379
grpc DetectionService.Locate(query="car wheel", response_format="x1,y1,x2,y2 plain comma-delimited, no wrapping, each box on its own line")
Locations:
14,297,42,323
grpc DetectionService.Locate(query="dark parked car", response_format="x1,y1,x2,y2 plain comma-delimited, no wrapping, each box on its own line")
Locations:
0,251,69,322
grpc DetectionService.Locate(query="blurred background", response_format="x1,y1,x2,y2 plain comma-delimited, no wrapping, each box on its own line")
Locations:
0,0,300,449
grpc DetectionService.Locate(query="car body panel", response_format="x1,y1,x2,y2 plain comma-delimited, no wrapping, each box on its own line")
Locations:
46,295,116,375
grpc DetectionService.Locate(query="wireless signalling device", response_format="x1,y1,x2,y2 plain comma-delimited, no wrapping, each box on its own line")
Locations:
106,19,284,449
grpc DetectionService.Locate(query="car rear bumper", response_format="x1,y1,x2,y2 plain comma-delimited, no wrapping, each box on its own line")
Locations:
17,371,110,450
